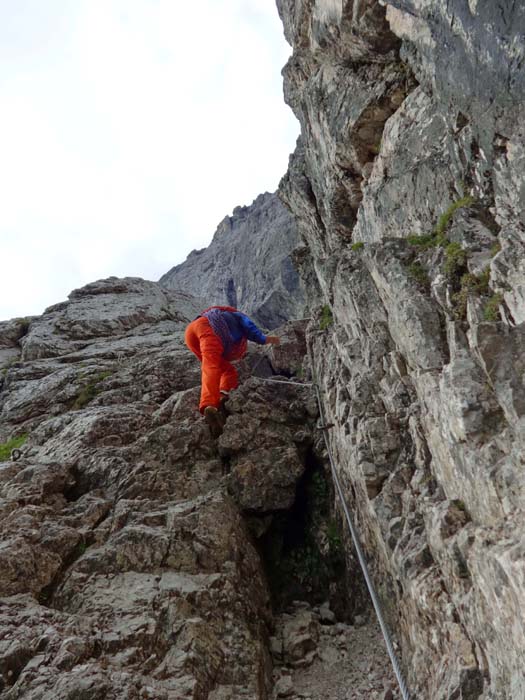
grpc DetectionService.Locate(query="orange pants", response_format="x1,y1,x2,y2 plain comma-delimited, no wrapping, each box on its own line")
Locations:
185,317,239,413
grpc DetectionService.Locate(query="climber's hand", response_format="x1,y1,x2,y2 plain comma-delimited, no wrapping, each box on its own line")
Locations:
265,336,281,346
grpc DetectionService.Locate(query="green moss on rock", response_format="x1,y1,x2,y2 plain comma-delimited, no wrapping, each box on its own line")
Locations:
407,262,430,291
319,305,333,330
444,242,468,279
452,268,492,320
72,371,112,410
484,293,504,322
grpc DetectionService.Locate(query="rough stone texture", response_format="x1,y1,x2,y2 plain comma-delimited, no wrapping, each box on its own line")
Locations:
0,318,34,376
0,277,319,699
277,1,525,698
159,192,306,330
271,602,399,700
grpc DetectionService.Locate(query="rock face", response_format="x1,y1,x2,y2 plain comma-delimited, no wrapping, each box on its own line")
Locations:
277,1,525,699
3,3,525,698
159,192,305,329
0,277,321,699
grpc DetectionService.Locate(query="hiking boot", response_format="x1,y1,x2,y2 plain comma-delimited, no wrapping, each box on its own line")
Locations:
203,406,225,439
219,391,229,414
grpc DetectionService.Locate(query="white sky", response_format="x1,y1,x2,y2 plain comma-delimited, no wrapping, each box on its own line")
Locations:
0,0,299,320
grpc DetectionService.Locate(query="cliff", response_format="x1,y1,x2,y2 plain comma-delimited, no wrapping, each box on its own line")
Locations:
277,1,525,698
160,192,305,329
0,278,330,698
2,2,525,698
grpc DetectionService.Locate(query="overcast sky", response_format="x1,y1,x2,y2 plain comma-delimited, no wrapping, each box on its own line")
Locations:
0,0,299,320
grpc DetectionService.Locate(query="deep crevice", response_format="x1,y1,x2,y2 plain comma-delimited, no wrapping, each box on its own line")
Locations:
63,471,89,502
256,449,353,620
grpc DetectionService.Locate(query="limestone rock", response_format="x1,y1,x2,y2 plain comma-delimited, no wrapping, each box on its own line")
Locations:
282,610,319,667
219,375,315,515
318,602,335,625
277,0,525,697
160,192,305,329
274,674,294,697
0,277,316,698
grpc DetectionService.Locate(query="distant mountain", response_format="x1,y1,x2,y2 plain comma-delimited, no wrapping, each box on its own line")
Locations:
159,191,305,329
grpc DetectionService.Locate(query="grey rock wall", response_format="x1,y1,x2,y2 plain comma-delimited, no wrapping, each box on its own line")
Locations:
0,277,319,699
159,192,305,330
277,1,525,698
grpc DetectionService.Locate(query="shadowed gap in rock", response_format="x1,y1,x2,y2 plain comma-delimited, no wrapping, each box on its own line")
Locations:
256,449,364,621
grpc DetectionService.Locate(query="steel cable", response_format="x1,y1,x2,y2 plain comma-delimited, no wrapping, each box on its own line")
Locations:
250,361,412,698
314,381,412,700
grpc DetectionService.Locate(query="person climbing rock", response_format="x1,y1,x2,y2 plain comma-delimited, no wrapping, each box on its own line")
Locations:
185,305,280,437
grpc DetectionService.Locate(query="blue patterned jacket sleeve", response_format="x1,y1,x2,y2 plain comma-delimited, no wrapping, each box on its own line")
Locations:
236,313,267,345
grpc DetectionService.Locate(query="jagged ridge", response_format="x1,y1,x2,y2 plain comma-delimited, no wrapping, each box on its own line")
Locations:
159,192,305,330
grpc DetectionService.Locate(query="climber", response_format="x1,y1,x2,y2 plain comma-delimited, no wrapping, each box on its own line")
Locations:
185,305,280,437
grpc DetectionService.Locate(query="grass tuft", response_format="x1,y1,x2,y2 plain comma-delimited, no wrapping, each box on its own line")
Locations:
434,195,475,238
406,233,437,249
72,371,112,410
407,195,475,250
0,434,28,461
408,262,430,291
444,242,468,279
319,305,333,331
451,267,492,320
483,293,504,322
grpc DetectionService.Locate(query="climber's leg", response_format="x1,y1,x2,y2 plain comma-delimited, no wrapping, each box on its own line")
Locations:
185,317,224,412
219,360,238,394
195,319,225,413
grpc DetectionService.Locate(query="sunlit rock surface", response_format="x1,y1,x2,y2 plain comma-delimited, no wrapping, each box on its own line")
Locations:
277,0,525,698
